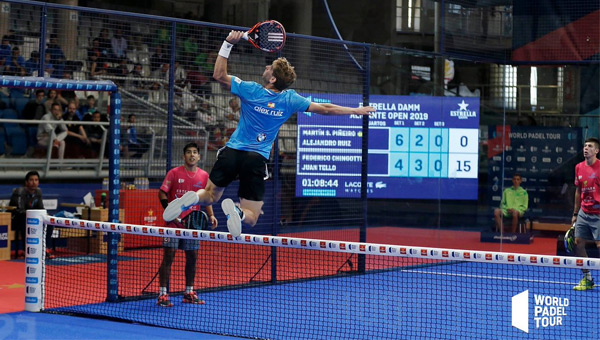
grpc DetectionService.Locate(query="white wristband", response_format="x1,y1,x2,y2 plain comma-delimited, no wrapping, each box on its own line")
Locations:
219,40,234,59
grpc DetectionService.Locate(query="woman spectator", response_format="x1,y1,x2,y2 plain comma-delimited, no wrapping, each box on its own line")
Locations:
88,51,108,79
43,90,60,113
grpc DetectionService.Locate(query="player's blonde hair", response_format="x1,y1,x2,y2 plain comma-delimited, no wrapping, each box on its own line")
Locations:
271,57,296,91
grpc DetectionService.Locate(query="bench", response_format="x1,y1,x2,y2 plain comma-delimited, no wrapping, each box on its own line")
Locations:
531,221,571,232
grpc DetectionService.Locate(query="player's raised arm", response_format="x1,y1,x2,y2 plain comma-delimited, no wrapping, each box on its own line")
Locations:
213,30,245,90
307,102,375,116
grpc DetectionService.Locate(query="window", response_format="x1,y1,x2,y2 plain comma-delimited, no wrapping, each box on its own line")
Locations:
396,0,422,32
490,64,517,110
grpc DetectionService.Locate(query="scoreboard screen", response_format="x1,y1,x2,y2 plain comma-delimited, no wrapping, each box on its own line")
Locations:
296,94,480,199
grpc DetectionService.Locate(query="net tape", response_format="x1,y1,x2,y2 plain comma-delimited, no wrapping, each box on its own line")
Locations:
45,215,600,270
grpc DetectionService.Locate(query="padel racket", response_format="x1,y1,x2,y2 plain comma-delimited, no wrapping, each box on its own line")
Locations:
564,223,575,254
242,20,286,53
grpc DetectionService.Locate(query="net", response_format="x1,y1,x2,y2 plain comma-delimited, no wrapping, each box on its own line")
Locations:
26,210,600,340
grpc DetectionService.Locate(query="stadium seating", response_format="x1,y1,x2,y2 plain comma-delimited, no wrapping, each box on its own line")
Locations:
13,97,30,118
0,97,9,110
0,124,6,155
0,109,28,156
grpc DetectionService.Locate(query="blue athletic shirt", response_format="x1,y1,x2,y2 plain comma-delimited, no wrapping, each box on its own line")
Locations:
227,76,311,159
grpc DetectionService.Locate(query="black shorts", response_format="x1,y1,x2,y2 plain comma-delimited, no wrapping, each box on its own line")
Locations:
209,147,268,201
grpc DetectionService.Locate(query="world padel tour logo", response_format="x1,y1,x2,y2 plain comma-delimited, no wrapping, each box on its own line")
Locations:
511,290,569,333
450,100,477,120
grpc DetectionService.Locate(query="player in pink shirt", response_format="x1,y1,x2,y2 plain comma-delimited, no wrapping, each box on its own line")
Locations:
571,137,600,291
157,142,218,306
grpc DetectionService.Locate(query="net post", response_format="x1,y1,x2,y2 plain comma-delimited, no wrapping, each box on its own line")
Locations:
271,102,283,282
165,21,177,170
24,209,47,312
38,6,48,77
358,46,371,273
106,91,122,302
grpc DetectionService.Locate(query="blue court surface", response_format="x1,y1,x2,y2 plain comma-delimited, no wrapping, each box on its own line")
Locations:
41,262,599,340
0,312,243,340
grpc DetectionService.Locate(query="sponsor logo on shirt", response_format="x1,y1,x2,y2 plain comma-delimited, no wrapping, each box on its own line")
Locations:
254,105,284,117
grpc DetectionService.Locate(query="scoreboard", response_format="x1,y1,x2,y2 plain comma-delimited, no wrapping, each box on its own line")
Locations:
296,94,480,199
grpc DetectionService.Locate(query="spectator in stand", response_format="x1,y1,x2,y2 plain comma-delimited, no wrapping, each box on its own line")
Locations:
0,35,11,73
46,34,66,78
4,46,26,76
150,44,168,72
63,100,90,158
57,72,79,107
5,30,23,47
80,107,95,122
194,48,217,78
150,62,169,90
182,33,198,64
38,52,54,77
153,27,170,50
79,95,97,119
44,90,60,113
24,51,40,76
186,65,210,96
37,103,68,159
96,28,112,57
123,113,149,158
88,38,109,65
128,63,148,98
22,89,47,154
84,110,105,157
109,57,130,86
174,60,187,89
128,63,145,87
88,50,108,79
3,46,27,98
224,97,241,130
23,89,47,120
110,28,128,62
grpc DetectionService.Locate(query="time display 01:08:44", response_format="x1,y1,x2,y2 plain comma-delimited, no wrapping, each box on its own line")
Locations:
301,178,339,188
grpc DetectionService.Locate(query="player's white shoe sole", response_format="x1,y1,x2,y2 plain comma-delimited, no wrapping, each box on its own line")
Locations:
162,191,199,222
221,198,242,237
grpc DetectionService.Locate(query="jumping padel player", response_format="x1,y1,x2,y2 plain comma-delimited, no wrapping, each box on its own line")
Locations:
157,142,218,307
163,30,375,236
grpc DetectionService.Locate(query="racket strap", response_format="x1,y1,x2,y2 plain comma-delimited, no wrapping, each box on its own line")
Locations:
219,40,234,59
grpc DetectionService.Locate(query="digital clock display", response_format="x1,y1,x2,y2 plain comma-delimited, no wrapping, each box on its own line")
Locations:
296,94,480,199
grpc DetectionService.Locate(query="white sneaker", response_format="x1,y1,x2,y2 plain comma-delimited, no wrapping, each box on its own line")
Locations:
163,191,199,222
221,198,243,237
